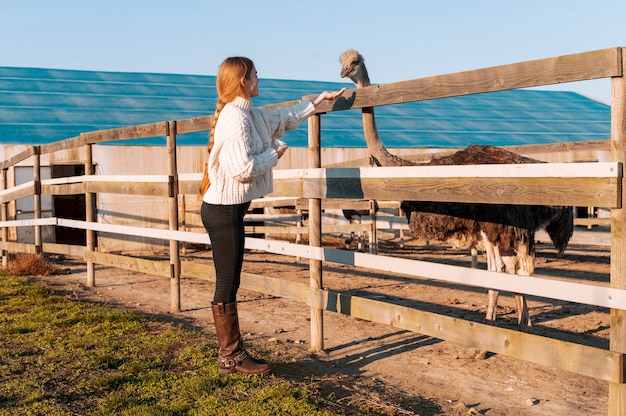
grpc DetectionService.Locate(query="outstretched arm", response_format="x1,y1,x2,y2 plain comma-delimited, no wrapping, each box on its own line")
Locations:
312,87,346,107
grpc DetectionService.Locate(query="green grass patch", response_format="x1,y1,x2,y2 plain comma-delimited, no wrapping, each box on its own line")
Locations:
0,275,356,415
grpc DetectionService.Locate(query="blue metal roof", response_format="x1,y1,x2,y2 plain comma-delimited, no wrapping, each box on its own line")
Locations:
0,66,610,148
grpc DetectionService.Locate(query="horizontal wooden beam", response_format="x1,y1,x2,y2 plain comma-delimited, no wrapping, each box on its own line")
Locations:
0,241,37,254
295,198,372,210
316,47,623,112
40,135,83,155
0,147,37,170
304,176,620,207
308,288,623,383
0,217,58,227
85,251,171,277
42,242,86,257
84,181,169,196
82,121,168,144
0,182,36,204
298,163,622,208
175,115,212,135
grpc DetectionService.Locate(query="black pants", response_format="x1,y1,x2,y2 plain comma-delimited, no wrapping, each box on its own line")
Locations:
201,201,251,304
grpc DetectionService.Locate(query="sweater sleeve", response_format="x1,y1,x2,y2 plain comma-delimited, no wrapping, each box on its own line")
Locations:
218,109,278,183
255,100,316,139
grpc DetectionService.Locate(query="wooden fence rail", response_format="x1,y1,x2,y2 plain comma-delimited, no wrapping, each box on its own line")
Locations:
1,46,625,414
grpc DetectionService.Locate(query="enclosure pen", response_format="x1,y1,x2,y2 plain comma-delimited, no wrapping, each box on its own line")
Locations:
1,46,625,414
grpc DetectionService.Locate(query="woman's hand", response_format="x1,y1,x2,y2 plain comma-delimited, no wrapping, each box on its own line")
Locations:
273,139,288,159
312,87,346,107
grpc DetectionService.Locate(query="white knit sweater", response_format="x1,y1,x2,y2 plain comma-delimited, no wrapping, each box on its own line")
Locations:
202,96,315,205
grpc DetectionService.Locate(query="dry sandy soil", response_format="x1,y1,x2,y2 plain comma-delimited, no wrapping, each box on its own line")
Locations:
35,229,612,416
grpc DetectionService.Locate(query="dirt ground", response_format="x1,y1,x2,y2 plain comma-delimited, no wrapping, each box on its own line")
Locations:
34,229,612,416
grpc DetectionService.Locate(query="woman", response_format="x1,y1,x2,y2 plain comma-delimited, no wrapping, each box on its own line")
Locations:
201,56,345,375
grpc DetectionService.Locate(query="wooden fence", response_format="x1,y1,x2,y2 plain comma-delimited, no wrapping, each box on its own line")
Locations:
1,46,625,414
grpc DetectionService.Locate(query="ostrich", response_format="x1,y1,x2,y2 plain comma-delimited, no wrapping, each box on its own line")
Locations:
339,49,573,328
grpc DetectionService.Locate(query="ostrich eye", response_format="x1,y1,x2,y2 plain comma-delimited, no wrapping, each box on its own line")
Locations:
351,59,359,65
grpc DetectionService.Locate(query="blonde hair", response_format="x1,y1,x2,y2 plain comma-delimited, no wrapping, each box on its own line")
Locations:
200,57,255,195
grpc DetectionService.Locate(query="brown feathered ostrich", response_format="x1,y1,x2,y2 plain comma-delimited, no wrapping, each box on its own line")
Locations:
339,49,574,328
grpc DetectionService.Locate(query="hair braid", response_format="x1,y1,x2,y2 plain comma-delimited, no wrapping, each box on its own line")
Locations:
199,57,255,196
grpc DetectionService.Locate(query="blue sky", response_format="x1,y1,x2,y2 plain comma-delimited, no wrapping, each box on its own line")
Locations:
2,0,624,103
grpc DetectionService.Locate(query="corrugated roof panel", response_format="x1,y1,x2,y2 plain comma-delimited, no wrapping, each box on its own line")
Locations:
0,66,611,148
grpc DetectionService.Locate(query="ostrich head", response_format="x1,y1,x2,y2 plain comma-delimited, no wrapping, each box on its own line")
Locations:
339,49,370,87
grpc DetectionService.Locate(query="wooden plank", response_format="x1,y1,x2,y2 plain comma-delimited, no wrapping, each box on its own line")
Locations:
295,198,371,210
0,241,37,254
349,162,620,178
84,250,171,277
40,135,84,155
307,288,623,383
0,147,36,170
299,163,622,207
0,218,58,227
347,249,626,310
245,225,304,234
84,181,169,196
316,47,623,112
249,197,300,209
57,218,209,244
181,261,309,302
245,214,302,221
267,178,305,199
244,223,370,235
242,237,626,310
179,180,200,196
85,174,169,182
41,182,85,196
175,115,212,135
304,176,620,208
0,182,36,204
42,242,85,257
295,198,399,210
270,169,306,199
179,261,213,280
81,121,168,144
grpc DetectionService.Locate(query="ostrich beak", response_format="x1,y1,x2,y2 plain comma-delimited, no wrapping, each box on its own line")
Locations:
340,67,349,78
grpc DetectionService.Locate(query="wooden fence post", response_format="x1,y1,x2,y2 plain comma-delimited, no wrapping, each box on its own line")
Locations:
369,199,378,254
308,114,324,352
32,146,41,256
1,168,7,267
167,121,181,313
84,142,96,287
608,47,626,416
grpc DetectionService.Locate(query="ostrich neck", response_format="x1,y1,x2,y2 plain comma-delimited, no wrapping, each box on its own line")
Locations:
356,65,409,167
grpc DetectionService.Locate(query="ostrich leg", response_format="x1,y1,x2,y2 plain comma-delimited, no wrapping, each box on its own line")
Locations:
482,235,504,322
503,250,533,329
515,295,531,329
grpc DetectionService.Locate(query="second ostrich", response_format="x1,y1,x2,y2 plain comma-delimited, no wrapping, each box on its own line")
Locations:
339,49,573,328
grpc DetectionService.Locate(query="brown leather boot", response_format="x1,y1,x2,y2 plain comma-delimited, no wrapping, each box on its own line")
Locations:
211,302,271,375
